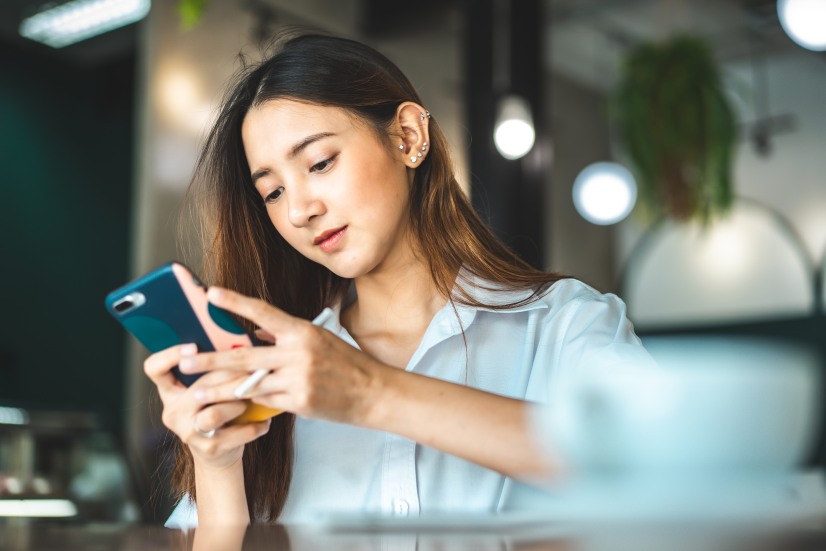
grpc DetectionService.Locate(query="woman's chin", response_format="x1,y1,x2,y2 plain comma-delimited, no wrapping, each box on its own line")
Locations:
319,259,371,280
306,248,382,280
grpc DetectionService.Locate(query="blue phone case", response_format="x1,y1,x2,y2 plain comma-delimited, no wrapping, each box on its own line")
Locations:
104,262,252,386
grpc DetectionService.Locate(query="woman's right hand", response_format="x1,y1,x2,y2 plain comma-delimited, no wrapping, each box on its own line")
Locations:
143,343,272,470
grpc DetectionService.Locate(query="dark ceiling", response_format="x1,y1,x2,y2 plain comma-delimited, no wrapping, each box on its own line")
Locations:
2,0,821,72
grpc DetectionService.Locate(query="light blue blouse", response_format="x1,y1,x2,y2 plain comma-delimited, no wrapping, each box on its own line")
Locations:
166,277,651,528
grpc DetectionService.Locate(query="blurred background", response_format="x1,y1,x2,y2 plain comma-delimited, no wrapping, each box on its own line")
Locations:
0,0,824,525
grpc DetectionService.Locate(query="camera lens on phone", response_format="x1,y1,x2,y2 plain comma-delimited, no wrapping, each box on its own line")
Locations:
114,299,134,313
112,292,145,314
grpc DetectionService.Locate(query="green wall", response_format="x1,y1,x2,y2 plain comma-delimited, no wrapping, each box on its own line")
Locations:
0,40,134,436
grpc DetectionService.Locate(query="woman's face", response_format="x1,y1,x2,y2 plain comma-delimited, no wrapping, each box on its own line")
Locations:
242,99,414,279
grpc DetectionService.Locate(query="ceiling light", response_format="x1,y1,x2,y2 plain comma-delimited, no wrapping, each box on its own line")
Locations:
19,0,151,49
572,162,637,225
494,95,536,160
777,0,826,51
0,406,28,425
0,499,78,518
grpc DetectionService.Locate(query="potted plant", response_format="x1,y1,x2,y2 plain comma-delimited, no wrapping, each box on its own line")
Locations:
612,35,737,223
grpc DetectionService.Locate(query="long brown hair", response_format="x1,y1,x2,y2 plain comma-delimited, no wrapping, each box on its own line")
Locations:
173,30,565,522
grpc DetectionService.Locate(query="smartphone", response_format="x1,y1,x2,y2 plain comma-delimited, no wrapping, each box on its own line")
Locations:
105,261,281,424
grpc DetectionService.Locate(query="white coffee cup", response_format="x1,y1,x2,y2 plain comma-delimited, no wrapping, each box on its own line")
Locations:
537,336,821,476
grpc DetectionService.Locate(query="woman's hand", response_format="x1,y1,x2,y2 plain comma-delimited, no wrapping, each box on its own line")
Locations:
163,287,555,480
176,287,387,427
143,344,272,470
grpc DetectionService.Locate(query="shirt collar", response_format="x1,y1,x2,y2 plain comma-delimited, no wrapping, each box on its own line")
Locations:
452,269,551,313
326,270,551,351
440,270,551,339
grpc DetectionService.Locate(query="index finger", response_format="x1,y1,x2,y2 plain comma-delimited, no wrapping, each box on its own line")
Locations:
144,343,194,393
206,287,299,336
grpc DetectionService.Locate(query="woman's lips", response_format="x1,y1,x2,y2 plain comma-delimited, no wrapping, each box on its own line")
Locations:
315,226,347,253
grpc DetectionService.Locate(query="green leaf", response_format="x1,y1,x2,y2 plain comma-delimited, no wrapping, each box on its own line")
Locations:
178,0,209,31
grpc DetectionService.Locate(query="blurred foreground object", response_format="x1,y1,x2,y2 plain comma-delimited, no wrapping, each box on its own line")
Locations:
533,336,826,522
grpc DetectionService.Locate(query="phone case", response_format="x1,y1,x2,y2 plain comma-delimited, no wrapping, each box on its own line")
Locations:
105,261,281,424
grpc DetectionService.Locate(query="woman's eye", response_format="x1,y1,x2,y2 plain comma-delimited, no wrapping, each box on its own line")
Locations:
310,155,337,173
264,187,284,204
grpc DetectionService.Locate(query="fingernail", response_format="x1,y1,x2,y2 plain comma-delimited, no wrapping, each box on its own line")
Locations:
207,287,223,301
180,343,197,356
194,389,208,402
179,357,195,371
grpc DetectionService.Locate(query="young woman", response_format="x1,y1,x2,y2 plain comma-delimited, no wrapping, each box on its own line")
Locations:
145,32,649,528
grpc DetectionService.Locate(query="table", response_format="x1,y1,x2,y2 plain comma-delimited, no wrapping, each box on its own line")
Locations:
2,519,826,551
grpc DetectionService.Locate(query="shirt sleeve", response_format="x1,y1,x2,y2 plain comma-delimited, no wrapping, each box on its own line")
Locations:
562,291,654,373
524,279,656,404
499,280,656,512
164,495,198,530
526,280,658,473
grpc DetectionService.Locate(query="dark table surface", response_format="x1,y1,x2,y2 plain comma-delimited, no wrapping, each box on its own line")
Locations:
3,519,826,551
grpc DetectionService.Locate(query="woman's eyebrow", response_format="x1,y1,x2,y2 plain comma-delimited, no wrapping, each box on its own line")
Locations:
250,132,336,185
288,132,335,160
251,168,270,186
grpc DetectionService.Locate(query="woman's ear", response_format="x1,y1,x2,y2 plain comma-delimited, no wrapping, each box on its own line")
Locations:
395,102,431,168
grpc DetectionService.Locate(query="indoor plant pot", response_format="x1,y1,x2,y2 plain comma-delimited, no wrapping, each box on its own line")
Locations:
612,35,737,223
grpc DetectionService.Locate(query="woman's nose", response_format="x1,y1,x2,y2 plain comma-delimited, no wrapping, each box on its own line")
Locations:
287,190,325,227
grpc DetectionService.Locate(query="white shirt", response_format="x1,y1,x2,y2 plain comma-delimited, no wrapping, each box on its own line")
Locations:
166,277,651,528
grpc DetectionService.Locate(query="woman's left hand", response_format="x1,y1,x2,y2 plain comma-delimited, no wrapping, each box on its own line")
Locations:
178,287,387,426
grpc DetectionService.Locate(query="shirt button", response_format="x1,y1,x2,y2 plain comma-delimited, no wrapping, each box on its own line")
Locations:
392,498,409,517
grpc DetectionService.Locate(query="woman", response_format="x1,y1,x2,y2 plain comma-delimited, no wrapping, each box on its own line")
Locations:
146,32,648,528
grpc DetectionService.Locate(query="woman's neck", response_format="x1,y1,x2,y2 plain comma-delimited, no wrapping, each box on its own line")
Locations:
340,252,448,367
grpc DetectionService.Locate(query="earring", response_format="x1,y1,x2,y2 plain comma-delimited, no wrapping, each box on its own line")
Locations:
410,156,417,163
399,144,404,150
421,142,427,151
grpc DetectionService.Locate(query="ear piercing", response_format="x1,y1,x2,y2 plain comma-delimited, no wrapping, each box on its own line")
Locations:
405,109,431,163
406,142,429,164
